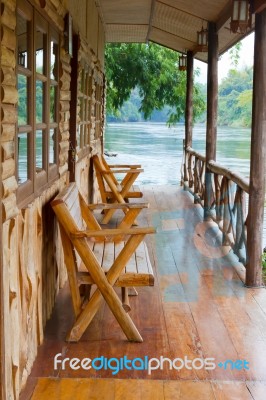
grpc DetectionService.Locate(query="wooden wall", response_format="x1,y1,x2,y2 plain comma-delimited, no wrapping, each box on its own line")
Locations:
0,0,105,398
66,0,105,67
73,34,105,203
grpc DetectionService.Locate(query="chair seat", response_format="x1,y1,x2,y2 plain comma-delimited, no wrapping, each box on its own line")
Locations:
78,240,154,287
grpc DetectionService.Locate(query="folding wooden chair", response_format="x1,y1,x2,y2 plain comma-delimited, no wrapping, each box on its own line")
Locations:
93,154,144,223
101,154,142,189
51,183,155,342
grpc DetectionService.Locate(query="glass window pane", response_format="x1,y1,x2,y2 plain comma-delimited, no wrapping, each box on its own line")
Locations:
17,14,28,69
85,98,88,121
80,70,85,93
18,74,28,125
49,129,56,165
36,29,45,74
84,72,88,96
80,96,84,121
50,41,58,80
36,80,44,123
50,85,56,122
77,125,81,148
36,130,44,171
18,133,28,184
79,125,84,148
85,125,90,146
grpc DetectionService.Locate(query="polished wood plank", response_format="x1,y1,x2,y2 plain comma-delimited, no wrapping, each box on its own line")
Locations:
211,381,253,400
115,379,142,400
32,378,266,400
31,378,115,400
164,381,215,400
246,381,266,400
139,379,164,399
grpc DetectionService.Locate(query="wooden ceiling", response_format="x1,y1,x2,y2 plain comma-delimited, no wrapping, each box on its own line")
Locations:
95,0,254,61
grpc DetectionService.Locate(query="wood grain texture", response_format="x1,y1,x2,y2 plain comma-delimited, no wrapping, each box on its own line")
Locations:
26,378,266,400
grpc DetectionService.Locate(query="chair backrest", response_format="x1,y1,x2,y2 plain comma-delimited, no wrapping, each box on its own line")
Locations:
51,183,86,316
92,155,122,203
52,182,84,232
100,155,119,186
92,155,108,202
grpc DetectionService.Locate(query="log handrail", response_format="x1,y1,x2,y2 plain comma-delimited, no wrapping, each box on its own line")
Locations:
185,147,250,193
186,146,206,162
208,160,249,194
182,146,249,265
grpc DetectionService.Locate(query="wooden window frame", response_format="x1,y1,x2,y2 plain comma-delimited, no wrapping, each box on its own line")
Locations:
94,74,104,141
77,60,93,159
16,0,60,207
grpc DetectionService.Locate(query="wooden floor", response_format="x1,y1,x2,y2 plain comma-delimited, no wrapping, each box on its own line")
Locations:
20,186,266,399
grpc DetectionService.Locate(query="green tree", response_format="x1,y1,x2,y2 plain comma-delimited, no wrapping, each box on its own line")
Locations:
105,43,205,125
218,66,253,127
229,42,242,68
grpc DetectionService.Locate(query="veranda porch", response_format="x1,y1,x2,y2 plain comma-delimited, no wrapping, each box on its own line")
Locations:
20,186,266,399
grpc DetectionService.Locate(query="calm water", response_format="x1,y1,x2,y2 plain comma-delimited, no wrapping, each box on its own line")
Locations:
105,122,265,246
105,122,251,185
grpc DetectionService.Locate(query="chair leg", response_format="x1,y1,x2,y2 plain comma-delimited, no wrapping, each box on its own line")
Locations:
128,287,138,296
121,287,131,313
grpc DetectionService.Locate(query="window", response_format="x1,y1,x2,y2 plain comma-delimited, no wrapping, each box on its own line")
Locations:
16,0,59,205
77,63,92,153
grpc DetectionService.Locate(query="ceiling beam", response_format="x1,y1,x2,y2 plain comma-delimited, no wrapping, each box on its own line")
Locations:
157,0,207,22
253,0,266,14
152,26,196,45
146,0,156,43
216,1,232,31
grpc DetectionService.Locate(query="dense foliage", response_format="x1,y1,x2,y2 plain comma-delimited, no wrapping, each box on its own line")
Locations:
105,43,206,125
218,66,253,127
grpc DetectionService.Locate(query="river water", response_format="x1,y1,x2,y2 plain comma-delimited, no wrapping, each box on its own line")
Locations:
105,122,251,185
105,122,265,246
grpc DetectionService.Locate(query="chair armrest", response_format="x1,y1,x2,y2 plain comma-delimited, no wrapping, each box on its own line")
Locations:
106,168,144,174
86,202,149,210
109,164,142,169
71,227,156,238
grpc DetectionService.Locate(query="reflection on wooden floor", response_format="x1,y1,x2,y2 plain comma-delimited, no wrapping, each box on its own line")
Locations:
20,186,266,399
30,378,266,400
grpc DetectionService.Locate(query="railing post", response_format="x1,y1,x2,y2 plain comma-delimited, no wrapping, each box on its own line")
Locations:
246,8,266,287
204,22,218,219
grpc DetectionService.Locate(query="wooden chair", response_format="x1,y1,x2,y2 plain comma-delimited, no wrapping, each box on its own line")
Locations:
51,183,155,342
93,154,144,223
101,154,142,189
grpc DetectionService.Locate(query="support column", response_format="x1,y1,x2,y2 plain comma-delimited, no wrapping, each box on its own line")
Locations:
246,9,266,287
183,51,194,183
204,22,218,219
0,3,4,396
185,51,194,148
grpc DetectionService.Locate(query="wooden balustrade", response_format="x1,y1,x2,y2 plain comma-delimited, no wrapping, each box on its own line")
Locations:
182,146,249,264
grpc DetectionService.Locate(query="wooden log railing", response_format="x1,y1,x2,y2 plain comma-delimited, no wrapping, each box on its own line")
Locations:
182,145,249,264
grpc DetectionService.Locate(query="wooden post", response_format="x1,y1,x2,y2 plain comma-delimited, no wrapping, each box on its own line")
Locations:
185,51,194,148
246,9,266,287
183,51,194,183
68,34,79,182
204,22,218,219
0,2,5,395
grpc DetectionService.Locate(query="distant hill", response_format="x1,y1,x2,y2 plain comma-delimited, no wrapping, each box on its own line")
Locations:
107,66,253,128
